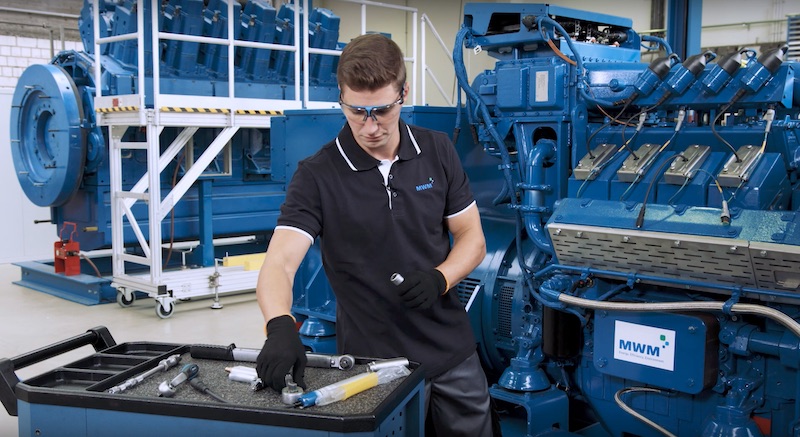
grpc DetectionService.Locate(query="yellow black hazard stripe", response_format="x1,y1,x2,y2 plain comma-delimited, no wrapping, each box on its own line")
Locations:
96,106,138,113
235,109,284,115
160,107,231,114
96,107,283,115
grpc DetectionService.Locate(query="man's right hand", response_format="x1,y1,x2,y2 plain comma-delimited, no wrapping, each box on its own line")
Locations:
256,315,308,392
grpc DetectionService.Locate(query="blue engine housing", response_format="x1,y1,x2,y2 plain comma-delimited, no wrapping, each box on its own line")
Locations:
440,3,800,437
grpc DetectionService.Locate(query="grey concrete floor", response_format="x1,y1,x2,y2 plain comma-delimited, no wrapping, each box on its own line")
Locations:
0,263,267,436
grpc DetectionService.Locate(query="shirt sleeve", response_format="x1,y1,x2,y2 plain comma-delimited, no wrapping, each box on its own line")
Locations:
277,160,324,240
439,132,475,216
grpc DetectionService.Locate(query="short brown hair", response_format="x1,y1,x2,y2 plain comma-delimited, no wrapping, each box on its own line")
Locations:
336,34,406,93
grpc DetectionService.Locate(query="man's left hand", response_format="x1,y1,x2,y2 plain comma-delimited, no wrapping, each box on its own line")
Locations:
395,269,447,309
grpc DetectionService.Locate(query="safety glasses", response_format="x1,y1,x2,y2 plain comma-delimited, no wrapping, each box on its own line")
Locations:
339,94,404,123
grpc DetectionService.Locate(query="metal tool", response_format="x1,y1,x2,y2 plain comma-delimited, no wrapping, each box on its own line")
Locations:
281,374,304,405
190,343,259,362
192,344,354,370
368,357,409,372
390,273,405,285
158,363,199,397
107,354,181,394
226,365,257,383
307,353,355,370
225,366,265,391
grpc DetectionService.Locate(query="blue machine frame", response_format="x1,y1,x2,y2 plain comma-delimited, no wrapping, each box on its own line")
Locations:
9,1,800,436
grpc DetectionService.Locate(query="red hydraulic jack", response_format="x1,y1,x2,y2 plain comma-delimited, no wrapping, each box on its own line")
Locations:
54,222,81,276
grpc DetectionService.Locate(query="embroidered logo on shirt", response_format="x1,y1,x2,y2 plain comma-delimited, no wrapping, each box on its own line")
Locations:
415,178,434,192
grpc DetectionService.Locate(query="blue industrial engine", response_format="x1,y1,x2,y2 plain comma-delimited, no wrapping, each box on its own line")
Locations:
431,3,800,437
11,0,343,262
9,1,800,436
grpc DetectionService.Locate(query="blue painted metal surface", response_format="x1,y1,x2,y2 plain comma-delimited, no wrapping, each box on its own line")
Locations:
447,2,800,436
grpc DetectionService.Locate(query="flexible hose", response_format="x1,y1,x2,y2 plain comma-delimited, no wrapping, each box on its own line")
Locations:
557,294,800,338
614,387,677,437
641,35,673,55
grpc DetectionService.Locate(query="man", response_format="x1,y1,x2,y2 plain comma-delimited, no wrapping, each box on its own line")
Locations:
255,33,494,436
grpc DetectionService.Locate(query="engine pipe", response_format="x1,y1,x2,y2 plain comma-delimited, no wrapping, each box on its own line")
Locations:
641,34,673,55
720,323,800,368
535,263,800,307
539,273,800,338
520,140,556,255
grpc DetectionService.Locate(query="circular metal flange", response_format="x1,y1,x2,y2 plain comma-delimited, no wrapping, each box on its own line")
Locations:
10,64,86,207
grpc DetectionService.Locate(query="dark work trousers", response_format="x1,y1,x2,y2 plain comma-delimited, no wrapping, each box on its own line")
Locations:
424,351,494,436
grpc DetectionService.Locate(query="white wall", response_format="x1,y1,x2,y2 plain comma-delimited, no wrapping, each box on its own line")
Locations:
0,88,56,263
0,36,82,263
701,0,799,49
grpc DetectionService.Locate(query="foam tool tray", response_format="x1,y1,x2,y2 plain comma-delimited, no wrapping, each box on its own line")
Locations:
0,326,425,437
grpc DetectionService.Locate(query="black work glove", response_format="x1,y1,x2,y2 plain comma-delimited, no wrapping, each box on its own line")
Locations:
256,315,307,392
395,269,448,309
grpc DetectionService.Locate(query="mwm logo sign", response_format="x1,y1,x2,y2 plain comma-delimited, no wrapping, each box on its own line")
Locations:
613,321,675,371
618,340,661,357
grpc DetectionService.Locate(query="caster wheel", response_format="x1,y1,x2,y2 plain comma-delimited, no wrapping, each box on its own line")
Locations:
117,291,135,307
156,302,174,319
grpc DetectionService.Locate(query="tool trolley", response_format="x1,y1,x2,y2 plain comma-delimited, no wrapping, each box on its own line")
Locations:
0,327,424,436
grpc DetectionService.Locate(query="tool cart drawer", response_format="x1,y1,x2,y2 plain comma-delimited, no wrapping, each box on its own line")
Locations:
2,327,425,437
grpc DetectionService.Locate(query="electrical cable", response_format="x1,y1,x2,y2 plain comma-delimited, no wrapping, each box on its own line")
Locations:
620,92,669,145
189,377,227,403
690,168,732,223
79,253,103,277
583,96,635,159
619,111,650,159
614,387,677,437
635,153,687,228
634,110,687,226
710,105,739,162
545,37,577,66
667,175,691,206
758,107,776,155
585,120,613,159
619,174,641,202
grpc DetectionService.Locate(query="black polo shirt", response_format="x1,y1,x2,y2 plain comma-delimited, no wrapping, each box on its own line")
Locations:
277,119,478,377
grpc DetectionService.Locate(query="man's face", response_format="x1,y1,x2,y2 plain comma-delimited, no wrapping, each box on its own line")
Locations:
339,83,406,159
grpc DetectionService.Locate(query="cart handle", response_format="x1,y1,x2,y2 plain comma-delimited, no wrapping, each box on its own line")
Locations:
0,326,116,416
58,221,78,242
